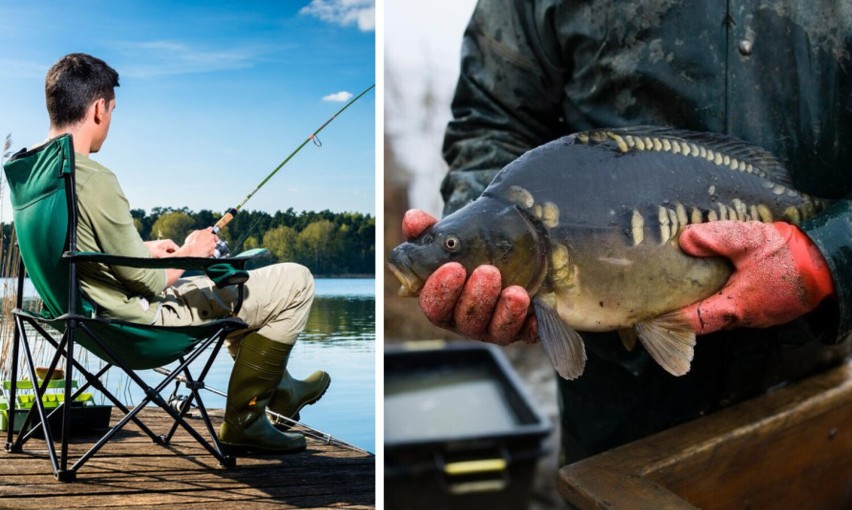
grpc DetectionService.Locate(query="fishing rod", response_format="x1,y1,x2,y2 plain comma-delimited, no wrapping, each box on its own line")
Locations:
211,84,375,257
153,367,373,455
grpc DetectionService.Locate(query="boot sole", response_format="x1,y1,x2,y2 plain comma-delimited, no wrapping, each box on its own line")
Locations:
271,374,331,430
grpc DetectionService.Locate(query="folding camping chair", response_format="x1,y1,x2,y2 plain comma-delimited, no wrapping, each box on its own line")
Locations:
2,134,261,481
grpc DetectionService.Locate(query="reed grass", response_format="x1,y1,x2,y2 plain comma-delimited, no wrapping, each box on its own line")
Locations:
0,133,15,382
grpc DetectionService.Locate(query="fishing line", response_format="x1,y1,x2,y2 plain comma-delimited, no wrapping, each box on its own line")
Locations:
211,84,375,256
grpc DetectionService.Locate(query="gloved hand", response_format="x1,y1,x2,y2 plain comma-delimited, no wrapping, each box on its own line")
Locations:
678,220,835,334
402,209,537,345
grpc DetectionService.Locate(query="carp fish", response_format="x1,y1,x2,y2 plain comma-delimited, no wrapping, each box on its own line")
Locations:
388,126,827,380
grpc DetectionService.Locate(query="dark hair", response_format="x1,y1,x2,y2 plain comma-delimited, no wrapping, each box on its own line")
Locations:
45,53,120,127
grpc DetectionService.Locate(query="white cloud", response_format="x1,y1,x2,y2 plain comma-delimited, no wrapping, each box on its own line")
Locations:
0,58,50,79
323,91,354,102
300,0,375,32
116,40,265,78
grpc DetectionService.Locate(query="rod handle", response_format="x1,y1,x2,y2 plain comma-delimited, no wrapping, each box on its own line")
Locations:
213,208,239,233
211,208,238,258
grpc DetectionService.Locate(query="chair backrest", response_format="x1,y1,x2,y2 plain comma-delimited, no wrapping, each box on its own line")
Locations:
3,135,218,370
3,134,86,319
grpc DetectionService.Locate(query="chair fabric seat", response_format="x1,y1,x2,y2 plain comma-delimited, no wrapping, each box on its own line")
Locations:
15,307,248,370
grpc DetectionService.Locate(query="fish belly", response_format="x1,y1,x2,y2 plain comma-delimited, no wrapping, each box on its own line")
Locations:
550,234,731,331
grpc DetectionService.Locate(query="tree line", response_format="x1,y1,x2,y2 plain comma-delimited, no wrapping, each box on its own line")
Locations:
2,207,375,277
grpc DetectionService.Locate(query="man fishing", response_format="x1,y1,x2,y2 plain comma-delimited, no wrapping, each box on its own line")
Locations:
43,53,330,454
402,1,852,463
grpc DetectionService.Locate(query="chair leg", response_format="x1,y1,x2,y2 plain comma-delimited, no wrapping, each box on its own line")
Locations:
156,362,236,468
161,340,223,445
6,313,241,477
77,322,237,467
15,323,65,477
26,319,163,443
5,313,22,454
148,339,235,466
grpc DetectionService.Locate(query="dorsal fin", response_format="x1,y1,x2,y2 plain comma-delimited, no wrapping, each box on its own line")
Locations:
575,125,792,187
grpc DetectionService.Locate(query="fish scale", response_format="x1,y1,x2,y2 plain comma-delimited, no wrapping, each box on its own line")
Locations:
389,126,828,381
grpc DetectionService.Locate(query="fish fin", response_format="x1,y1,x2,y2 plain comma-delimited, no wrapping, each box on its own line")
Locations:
618,328,638,352
533,299,587,380
635,311,696,377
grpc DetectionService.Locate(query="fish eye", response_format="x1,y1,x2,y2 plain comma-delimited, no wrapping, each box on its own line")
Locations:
443,234,461,252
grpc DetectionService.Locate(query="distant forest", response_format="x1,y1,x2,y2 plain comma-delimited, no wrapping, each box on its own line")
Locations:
2,207,375,277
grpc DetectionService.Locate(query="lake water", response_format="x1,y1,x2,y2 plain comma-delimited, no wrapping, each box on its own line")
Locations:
8,278,376,453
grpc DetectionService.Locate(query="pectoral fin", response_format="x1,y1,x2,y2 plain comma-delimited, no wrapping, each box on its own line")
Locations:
533,298,587,380
635,312,696,377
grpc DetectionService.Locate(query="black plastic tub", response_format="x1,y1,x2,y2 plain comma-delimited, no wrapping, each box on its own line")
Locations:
385,341,552,510
3,404,112,438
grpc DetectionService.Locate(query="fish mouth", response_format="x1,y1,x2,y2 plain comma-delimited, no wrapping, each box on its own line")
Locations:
388,262,424,297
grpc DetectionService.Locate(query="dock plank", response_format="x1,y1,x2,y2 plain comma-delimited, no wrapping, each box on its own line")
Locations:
0,407,374,508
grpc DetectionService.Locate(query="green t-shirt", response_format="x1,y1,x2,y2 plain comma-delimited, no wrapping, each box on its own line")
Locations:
74,153,166,323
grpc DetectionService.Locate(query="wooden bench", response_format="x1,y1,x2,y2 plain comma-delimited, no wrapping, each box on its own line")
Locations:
558,360,852,509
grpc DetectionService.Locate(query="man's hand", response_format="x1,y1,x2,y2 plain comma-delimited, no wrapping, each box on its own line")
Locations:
402,209,537,345
159,228,220,287
144,239,179,258
178,228,220,258
678,221,835,334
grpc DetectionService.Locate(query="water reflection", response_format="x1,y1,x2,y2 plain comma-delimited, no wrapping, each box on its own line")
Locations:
303,296,376,345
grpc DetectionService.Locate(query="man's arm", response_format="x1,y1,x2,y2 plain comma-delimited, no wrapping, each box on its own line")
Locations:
77,171,167,296
441,0,567,215
78,171,219,292
791,202,852,342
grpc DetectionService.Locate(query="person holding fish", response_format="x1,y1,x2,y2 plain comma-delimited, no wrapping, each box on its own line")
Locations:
394,1,852,463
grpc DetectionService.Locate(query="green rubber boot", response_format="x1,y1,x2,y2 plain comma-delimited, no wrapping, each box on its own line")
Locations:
218,334,306,454
267,348,331,428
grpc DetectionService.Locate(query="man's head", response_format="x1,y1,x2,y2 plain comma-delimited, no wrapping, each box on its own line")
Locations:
45,53,119,153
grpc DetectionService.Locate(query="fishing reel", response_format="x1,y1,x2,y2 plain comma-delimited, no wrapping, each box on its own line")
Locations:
213,239,230,258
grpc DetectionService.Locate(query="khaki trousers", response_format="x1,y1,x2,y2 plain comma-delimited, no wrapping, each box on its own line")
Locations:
154,263,315,349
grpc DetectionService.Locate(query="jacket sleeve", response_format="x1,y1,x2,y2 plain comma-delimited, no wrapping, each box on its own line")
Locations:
441,0,568,214
77,171,167,297
800,200,852,343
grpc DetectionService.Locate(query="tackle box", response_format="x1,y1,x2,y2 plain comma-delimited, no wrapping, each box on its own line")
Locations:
1,377,112,437
384,341,552,510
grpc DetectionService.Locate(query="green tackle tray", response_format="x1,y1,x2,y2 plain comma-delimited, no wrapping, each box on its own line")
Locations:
0,379,112,437
384,341,552,510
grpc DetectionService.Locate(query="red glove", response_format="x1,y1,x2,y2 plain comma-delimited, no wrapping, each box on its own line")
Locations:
678,221,835,334
402,209,537,345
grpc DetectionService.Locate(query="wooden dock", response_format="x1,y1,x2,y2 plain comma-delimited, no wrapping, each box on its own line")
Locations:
559,360,852,509
0,408,375,509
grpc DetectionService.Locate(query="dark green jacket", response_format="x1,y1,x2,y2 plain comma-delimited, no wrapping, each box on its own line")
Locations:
443,0,852,342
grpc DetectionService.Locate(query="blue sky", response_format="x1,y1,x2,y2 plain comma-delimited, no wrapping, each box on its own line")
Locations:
0,0,375,218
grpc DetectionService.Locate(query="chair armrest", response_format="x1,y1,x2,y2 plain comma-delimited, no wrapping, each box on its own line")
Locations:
62,248,270,270
63,248,271,288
